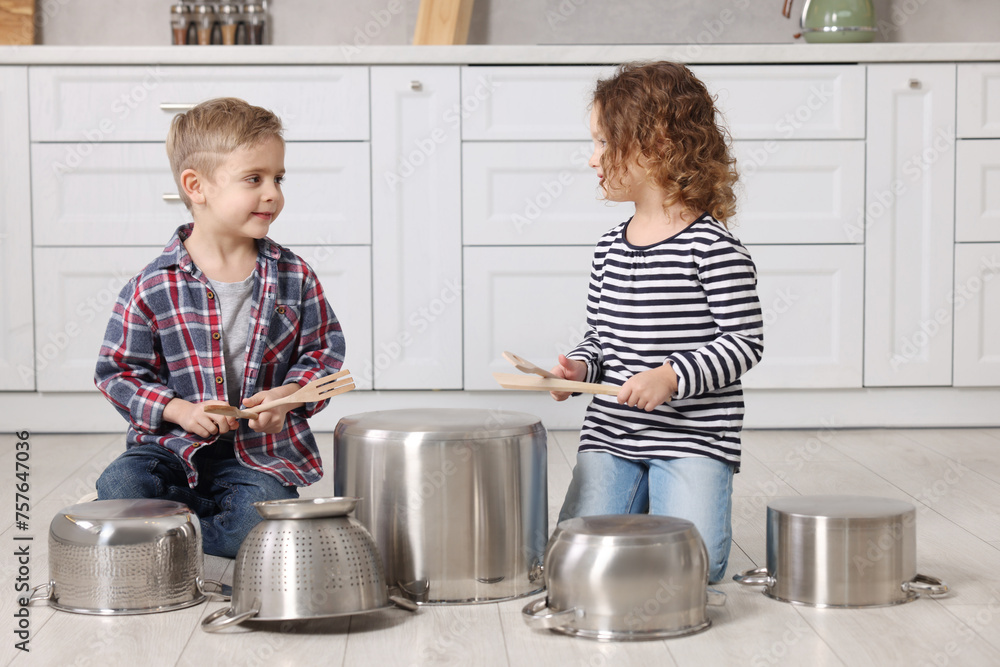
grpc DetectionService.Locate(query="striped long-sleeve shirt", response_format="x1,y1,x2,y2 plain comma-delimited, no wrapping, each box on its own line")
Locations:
568,214,764,468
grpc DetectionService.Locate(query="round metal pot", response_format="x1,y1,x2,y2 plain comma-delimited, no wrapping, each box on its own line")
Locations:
30,499,225,615
334,409,547,604
201,497,417,632
522,515,725,641
734,495,948,608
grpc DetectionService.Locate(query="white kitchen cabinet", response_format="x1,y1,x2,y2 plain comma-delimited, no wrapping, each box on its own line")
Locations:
864,65,956,387
289,245,373,390
462,141,629,246
731,140,866,244
28,66,370,142
955,140,1000,242
957,64,1000,138
370,67,463,389
32,247,153,392
0,67,35,391
953,243,1000,386
463,246,593,390
742,245,864,389
31,141,371,247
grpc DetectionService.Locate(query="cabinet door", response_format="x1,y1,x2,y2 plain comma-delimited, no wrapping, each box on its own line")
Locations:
463,246,592,390
953,244,1000,386
742,245,864,389
955,140,1000,242
864,65,956,387
31,142,371,247
462,141,628,245
290,246,373,390
732,140,866,244
0,67,35,390
370,67,462,389
32,247,153,392
957,64,1000,138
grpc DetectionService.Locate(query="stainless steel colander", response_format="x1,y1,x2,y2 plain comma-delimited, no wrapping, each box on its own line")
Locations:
202,497,417,632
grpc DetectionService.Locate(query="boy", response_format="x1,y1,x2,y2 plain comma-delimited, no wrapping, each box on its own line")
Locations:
94,97,345,558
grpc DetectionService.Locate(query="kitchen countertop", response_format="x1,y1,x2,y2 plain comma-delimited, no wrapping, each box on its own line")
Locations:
1,43,999,65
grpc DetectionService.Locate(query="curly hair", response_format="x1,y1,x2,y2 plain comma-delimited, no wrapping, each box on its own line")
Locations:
593,61,738,224
165,97,284,209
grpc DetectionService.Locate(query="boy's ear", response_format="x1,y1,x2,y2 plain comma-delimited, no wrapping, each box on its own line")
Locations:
180,168,206,205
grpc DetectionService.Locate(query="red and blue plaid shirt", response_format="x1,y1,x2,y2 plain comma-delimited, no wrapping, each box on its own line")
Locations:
95,224,345,487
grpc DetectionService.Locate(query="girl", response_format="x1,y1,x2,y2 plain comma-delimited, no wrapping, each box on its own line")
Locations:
550,61,763,583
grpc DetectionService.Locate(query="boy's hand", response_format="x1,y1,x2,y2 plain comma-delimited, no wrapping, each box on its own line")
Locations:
242,384,302,435
164,398,238,439
617,363,678,412
550,355,588,402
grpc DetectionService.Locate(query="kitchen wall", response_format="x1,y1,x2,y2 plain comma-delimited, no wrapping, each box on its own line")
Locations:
34,0,1000,47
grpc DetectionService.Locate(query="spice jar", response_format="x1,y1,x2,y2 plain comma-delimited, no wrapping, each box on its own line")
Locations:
244,4,267,45
217,4,240,45
170,3,192,45
192,3,216,45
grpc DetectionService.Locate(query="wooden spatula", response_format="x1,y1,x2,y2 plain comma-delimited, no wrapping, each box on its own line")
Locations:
492,372,619,396
203,369,355,419
502,351,559,379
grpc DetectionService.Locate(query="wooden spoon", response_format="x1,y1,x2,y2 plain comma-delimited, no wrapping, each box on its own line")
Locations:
502,351,559,379
203,369,355,419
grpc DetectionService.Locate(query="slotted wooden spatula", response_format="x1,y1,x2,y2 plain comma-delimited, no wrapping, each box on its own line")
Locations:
502,351,559,379
203,369,354,419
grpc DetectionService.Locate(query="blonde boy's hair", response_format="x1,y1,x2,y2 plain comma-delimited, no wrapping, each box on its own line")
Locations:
165,97,284,208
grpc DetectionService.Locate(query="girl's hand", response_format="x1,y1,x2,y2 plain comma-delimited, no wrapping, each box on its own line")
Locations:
243,384,301,435
550,354,587,401
617,363,678,412
164,398,238,439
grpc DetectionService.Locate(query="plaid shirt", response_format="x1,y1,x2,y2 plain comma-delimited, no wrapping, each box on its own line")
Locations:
95,224,345,487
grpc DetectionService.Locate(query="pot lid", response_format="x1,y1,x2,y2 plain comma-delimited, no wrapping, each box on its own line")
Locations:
336,408,543,441
768,495,915,519
555,514,700,546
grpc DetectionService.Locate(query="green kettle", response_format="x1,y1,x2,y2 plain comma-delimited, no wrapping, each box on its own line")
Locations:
791,0,877,43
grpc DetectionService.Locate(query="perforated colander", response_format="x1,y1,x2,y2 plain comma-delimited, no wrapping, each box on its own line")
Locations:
202,497,417,632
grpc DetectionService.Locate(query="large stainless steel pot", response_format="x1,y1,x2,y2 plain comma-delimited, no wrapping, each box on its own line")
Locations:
522,515,725,641
334,409,547,604
201,497,417,632
734,495,948,607
30,499,225,615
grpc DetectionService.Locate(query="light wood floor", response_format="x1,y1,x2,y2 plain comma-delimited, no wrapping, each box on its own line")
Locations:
4,428,1000,666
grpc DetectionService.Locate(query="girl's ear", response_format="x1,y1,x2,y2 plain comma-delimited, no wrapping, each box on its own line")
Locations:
180,168,206,205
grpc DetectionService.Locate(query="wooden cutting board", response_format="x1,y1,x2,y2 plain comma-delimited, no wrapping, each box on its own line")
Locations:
0,0,34,45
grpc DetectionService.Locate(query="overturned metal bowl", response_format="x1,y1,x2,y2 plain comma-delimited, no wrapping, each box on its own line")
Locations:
202,497,416,632
30,499,222,615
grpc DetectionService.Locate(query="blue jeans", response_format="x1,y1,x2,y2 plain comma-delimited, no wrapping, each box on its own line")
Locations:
558,452,735,583
96,444,298,558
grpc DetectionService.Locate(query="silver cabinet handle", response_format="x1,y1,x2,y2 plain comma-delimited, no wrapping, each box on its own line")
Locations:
908,79,921,90
162,193,182,201
160,103,198,112
410,81,423,91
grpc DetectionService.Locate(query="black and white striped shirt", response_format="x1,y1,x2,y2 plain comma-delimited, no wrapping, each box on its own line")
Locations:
568,214,764,468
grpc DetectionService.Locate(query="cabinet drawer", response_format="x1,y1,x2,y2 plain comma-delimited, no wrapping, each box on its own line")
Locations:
742,245,864,389
462,142,628,245
461,66,613,140
32,142,371,246
732,140,866,244
463,246,592,390
29,66,369,142
694,65,866,140
953,243,1000,386
956,140,1000,242
957,64,1000,138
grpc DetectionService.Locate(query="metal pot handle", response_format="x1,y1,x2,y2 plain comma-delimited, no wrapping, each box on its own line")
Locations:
389,595,420,612
197,577,233,602
521,597,583,630
904,574,949,598
201,600,260,633
27,582,53,604
733,566,775,587
706,586,727,607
